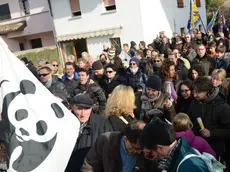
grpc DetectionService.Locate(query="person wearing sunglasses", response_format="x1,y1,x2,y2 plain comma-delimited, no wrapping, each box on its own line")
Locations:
126,57,147,93
38,64,69,100
82,120,161,172
153,55,164,76
102,63,125,98
175,80,193,114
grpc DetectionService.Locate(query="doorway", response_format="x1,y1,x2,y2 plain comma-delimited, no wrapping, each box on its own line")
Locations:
74,39,87,58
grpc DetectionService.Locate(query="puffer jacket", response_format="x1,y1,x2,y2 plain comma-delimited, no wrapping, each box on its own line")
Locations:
75,79,106,115
188,88,230,156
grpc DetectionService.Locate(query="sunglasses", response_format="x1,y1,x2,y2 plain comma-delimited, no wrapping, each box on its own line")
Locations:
53,64,58,67
130,63,136,66
181,89,190,93
106,71,113,74
154,60,161,63
39,73,50,77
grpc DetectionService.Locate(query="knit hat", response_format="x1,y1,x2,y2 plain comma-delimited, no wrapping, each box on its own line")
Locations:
140,119,176,149
72,94,93,108
130,57,140,66
146,75,162,91
92,60,103,70
108,49,115,57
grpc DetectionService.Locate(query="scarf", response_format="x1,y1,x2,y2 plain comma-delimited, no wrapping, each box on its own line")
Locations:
130,67,138,75
158,139,181,171
42,78,52,89
141,91,161,111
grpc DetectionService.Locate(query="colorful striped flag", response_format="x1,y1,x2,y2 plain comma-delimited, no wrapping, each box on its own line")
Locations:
187,0,201,34
207,8,220,31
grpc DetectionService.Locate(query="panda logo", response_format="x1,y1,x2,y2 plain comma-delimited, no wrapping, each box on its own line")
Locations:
1,79,65,172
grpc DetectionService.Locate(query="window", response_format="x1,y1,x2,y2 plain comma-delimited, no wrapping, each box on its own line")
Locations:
104,0,116,11
109,37,121,49
69,0,81,16
177,0,184,8
196,0,201,7
0,4,11,20
180,27,185,36
19,0,30,15
30,38,42,49
19,43,25,51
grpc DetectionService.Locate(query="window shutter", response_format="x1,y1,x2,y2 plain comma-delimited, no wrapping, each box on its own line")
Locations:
104,0,115,7
196,0,201,7
177,0,184,8
69,0,80,12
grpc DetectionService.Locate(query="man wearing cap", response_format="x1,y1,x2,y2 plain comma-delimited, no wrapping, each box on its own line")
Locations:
125,57,147,92
38,64,69,99
65,94,112,172
135,75,175,123
91,60,106,88
140,119,210,172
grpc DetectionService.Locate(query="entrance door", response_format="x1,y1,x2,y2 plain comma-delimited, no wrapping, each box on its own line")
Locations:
74,39,87,58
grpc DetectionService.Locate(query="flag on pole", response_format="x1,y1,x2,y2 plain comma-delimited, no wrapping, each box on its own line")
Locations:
207,8,220,31
0,37,80,172
187,0,201,34
218,10,226,32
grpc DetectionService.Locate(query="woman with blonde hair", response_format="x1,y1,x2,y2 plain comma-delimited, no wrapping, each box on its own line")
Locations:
106,85,136,131
211,68,227,94
173,113,216,157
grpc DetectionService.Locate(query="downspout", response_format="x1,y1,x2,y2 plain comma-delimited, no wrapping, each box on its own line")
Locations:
47,0,65,67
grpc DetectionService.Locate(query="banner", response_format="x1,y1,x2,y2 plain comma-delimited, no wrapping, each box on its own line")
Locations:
207,8,219,31
187,0,201,33
0,37,79,172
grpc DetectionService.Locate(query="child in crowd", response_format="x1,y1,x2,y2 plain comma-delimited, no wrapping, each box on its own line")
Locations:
173,113,216,157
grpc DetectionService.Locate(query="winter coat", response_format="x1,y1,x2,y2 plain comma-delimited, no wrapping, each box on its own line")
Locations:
175,96,193,114
167,138,210,172
188,88,230,156
62,73,79,100
214,54,230,71
108,115,134,132
65,114,112,172
176,129,216,157
101,75,126,98
82,132,161,172
75,79,106,115
192,54,215,75
176,59,189,80
125,68,147,92
27,61,38,78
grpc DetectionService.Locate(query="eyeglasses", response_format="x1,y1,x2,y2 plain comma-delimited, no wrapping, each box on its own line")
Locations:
106,71,113,74
39,73,50,77
53,64,58,67
130,63,136,66
154,60,161,63
181,89,190,93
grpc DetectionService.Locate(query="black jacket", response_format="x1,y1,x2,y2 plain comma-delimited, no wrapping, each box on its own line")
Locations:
108,115,134,132
62,78,79,101
65,114,113,172
75,80,106,115
188,88,230,156
27,62,38,78
175,96,193,114
101,75,126,98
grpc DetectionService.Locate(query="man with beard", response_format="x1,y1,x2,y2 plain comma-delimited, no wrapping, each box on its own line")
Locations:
188,76,230,163
135,75,176,122
140,119,210,172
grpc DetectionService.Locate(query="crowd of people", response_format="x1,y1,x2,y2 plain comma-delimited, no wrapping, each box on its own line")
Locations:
8,28,230,171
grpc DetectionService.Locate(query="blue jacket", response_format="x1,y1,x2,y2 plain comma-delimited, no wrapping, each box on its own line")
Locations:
214,55,229,71
170,138,210,172
62,72,78,82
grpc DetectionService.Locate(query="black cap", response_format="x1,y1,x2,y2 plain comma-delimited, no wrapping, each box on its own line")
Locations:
146,75,162,91
72,94,93,108
92,60,103,70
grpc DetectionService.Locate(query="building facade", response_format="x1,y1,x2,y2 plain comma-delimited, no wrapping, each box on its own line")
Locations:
0,0,55,52
49,0,207,61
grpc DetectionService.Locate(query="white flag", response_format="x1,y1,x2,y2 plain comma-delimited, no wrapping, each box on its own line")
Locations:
0,37,80,172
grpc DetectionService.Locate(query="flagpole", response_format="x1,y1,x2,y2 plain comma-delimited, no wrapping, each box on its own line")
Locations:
199,14,208,35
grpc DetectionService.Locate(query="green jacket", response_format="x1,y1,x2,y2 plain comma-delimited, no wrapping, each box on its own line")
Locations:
170,138,210,172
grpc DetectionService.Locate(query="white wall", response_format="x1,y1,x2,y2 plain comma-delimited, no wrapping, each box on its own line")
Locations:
139,0,207,43
87,35,110,59
50,0,144,45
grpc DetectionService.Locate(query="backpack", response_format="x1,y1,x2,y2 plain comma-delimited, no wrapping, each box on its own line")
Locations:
176,148,225,172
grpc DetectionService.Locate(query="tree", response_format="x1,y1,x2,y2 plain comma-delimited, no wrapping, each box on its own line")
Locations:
206,0,224,22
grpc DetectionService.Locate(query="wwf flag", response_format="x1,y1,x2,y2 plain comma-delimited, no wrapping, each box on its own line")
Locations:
0,37,80,172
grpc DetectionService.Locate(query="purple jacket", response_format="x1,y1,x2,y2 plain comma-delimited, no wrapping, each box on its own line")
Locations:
176,129,216,157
